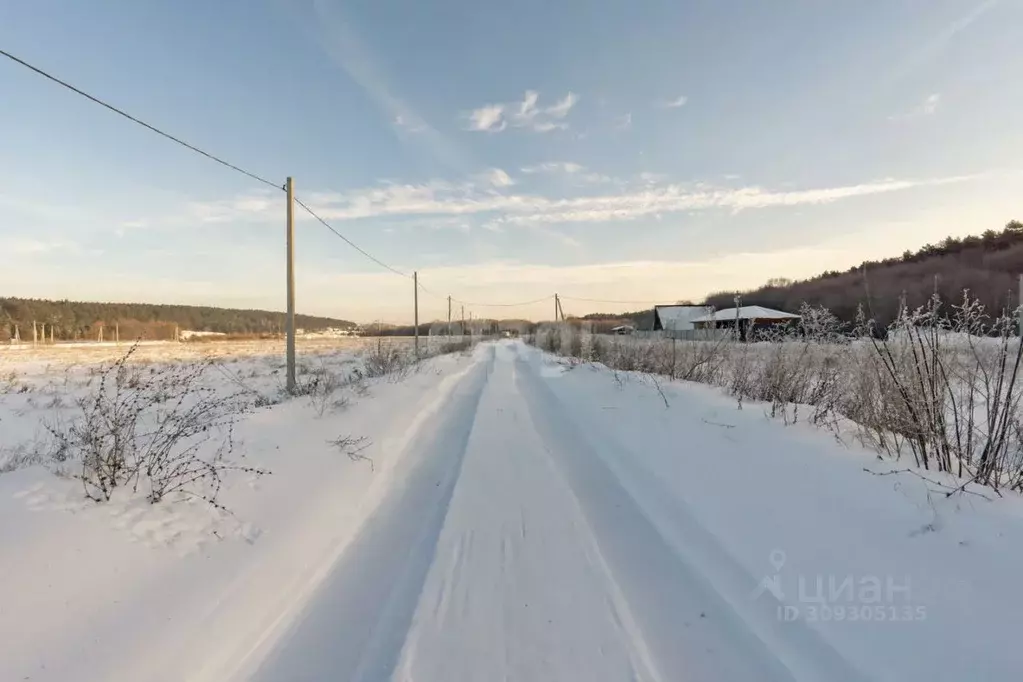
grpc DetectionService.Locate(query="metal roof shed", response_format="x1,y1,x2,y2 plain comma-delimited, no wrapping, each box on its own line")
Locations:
652,305,713,331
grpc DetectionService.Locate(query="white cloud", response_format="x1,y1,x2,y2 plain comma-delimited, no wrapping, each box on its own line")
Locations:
477,168,515,188
658,95,688,108
467,104,507,132
464,90,578,133
278,173,978,229
0,237,77,254
532,121,568,132
545,92,578,118
890,93,941,120
521,162,585,175
615,112,632,130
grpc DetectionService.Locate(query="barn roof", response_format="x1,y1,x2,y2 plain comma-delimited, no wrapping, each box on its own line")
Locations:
689,306,800,323
653,305,713,329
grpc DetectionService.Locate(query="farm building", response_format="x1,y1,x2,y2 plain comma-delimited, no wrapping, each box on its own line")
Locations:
690,305,800,341
610,324,635,335
651,305,713,332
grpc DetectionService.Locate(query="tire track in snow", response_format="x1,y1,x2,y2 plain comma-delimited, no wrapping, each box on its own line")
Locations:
248,346,495,682
514,347,869,682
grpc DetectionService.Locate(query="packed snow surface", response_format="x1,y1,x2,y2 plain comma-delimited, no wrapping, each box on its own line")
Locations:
2,340,1023,681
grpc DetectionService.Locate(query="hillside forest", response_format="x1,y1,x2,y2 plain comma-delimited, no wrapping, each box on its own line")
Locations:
0,300,354,342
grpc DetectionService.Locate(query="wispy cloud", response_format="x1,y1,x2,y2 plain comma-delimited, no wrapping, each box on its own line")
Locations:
310,0,469,170
889,93,941,121
464,90,578,133
234,173,978,230
545,92,578,119
657,95,688,109
615,113,632,130
521,162,585,175
476,168,515,188
888,0,1000,84
0,237,78,255
520,162,613,185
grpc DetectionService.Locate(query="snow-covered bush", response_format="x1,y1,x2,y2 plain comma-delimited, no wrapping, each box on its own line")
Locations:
46,345,266,505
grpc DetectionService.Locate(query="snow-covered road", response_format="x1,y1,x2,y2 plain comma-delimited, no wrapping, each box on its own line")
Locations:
257,341,783,682
247,340,977,682
4,340,1023,681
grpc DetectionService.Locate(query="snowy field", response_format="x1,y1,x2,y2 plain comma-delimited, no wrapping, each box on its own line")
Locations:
2,340,1023,680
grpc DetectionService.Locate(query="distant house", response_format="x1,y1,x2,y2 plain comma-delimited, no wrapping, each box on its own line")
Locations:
651,305,714,332
690,306,800,341
610,324,635,335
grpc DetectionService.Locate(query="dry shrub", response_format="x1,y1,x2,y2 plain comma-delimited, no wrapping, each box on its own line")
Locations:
529,293,1023,492
46,344,267,506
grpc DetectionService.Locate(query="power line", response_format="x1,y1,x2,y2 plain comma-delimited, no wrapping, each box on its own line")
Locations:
0,47,282,191
293,197,410,278
453,293,554,308
559,295,664,305
0,48,637,313
416,279,551,309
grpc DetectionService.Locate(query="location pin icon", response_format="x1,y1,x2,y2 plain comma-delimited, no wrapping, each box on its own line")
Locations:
769,549,787,572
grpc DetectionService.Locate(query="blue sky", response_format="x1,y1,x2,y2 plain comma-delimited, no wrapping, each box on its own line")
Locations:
1,0,1021,323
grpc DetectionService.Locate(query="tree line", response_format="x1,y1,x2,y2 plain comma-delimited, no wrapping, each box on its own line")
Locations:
0,298,355,342
703,220,1023,328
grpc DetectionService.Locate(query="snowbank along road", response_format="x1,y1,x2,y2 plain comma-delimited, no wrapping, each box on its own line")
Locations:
3,340,1023,681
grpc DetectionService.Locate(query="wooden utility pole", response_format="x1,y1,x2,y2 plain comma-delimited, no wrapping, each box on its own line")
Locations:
447,295,452,337
115,323,120,344
554,293,560,322
32,321,37,345
461,305,465,336
413,271,420,357
285,176,297,393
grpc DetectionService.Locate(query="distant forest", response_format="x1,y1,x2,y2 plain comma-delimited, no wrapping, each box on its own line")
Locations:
0,299,355,342
703,220,1023,328
578,221,1023,331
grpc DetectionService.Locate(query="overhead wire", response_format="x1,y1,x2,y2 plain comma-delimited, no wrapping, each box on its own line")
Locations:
2,47,656,314
0,48,283,191
416,280,552,308
292,197,410,278
559,295,664,305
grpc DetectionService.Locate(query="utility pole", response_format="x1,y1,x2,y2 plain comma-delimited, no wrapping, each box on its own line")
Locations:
461,305,465,337
285,176,296,393
32,321,37,345
413,271,420,357
447,295,452,337
554,293,560,322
